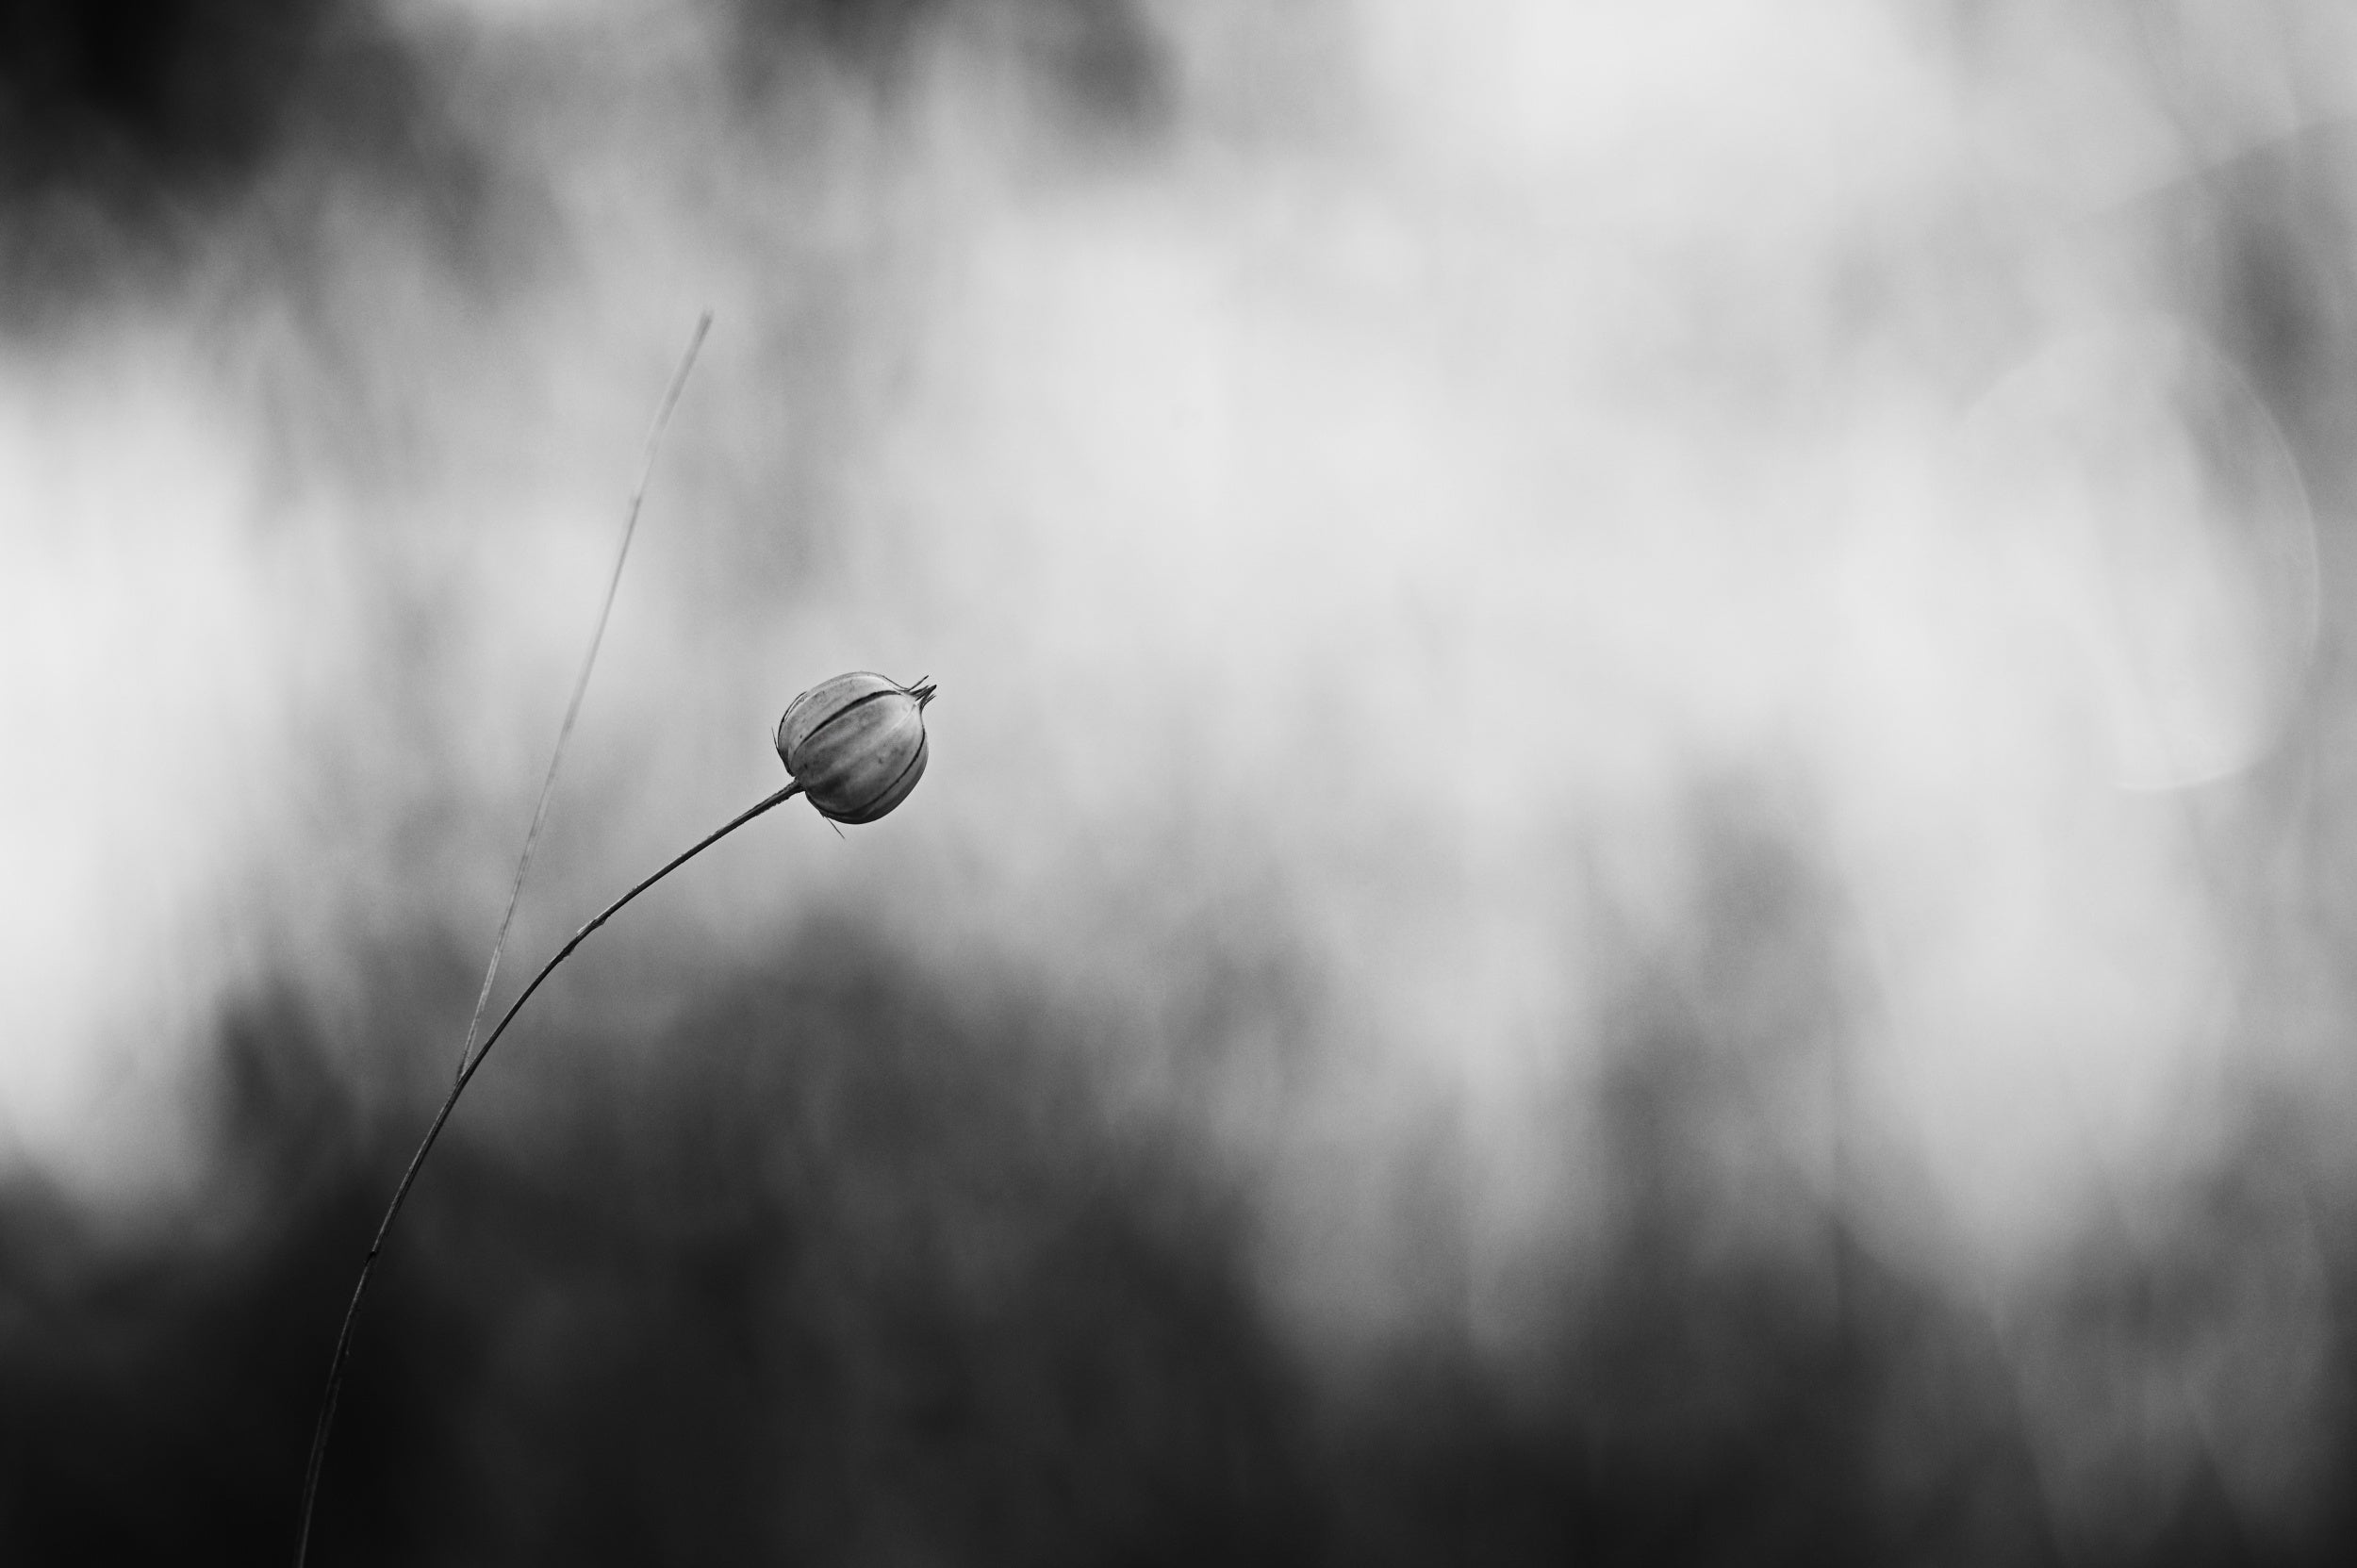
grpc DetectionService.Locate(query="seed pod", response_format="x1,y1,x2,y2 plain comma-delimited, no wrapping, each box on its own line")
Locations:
775,672,937,824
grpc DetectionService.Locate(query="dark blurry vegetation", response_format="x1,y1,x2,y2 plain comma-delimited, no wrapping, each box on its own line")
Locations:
2,900,2350,1566
728,0,1169,137
2135,117,2357,477
0,0,486,326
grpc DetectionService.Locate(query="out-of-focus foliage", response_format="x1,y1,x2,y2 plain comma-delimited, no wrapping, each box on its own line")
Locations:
9,2,2357,1561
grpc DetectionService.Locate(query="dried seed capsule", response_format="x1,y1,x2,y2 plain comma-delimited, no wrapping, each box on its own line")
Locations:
775,672,937,824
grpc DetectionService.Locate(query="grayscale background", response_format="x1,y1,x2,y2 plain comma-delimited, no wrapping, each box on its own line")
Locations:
5,3,2354,1562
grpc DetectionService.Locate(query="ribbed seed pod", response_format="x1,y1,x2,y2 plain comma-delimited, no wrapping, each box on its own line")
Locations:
776,672,936,824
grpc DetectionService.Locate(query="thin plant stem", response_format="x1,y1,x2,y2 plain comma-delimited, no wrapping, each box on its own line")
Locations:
290,780,803,1568
453,309,713,1085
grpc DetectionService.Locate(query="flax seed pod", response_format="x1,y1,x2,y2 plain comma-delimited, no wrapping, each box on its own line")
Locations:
776,672,937,824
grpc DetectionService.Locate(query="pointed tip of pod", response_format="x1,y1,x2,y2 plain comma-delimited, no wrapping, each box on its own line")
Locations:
775,671,937,824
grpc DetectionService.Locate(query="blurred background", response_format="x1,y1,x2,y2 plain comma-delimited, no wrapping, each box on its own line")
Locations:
6,0,2357,1561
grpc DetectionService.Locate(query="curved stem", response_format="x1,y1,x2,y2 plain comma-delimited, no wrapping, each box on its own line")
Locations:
291,780,802,1568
